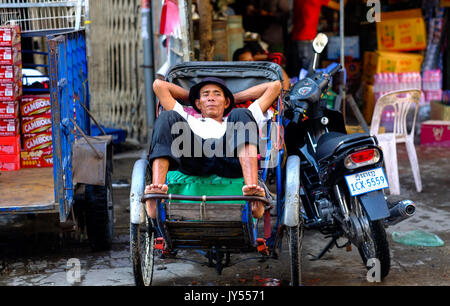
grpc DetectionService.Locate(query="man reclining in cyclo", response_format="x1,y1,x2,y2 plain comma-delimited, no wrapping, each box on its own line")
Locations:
145,77,282,220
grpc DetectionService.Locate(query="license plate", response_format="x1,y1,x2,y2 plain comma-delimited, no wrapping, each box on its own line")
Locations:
345,167,389,196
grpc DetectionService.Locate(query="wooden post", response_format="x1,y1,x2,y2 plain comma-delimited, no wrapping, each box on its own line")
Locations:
197,0,214,61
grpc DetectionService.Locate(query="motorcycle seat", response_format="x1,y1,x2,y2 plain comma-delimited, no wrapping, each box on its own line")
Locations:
316,132,373,161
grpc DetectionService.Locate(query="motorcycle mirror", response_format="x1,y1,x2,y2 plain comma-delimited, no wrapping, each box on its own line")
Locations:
312,33,328,54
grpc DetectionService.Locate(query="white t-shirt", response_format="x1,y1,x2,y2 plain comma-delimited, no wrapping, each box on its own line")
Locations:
172,100,273,139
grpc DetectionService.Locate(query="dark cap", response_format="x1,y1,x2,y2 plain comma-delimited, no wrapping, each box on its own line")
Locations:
189,77,234,115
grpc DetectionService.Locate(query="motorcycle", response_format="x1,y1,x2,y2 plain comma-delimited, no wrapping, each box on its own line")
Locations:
282,33,416,280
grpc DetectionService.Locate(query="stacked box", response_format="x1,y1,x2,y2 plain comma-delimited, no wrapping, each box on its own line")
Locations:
0,26,21,47
20,94,53,168
376,9,427,52
0,26,22,171
420,121,450,147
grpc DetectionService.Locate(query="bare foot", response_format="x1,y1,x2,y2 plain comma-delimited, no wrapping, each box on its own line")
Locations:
242,184,265,219
144,184,168,218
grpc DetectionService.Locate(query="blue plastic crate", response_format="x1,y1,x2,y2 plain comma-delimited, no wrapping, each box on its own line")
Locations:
91,125,127,144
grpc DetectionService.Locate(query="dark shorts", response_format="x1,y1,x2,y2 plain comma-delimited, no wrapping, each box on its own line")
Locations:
148,108,259,178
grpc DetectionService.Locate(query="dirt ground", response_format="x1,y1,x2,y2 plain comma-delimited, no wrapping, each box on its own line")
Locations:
0,143,448,286
110,143,450,286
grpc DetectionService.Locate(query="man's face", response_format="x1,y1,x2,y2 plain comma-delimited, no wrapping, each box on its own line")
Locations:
195,83,230,120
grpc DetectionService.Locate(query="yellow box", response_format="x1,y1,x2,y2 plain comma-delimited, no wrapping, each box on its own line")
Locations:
377,9,427,51
441,0,450,7
430,101,450,121
362,83,375,124
346,125,385,135
362,51,377,84
362,51,423,84
376,51,423,73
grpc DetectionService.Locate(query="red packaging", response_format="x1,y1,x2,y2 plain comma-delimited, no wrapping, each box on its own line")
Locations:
21,148,53,169
0,153,21,171
21,115,52,135
20,95,51,116
23,132,53,151
0,118,19,136
0,26,21,47
0,101,19,119
0,82,22,102
420,121,450,147
0,64,22,84
0,135,21,155
0,44,22,65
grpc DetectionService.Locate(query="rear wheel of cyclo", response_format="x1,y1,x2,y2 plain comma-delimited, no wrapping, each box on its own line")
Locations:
286,223,303,286
84,167,114,251
130,218,155,286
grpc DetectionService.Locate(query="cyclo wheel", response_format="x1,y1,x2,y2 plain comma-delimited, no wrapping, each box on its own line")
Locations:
286,223,303,286
130,216,155,286
130,160,155,286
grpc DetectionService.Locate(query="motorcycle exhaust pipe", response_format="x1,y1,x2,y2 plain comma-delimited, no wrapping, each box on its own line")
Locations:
384,200,416,226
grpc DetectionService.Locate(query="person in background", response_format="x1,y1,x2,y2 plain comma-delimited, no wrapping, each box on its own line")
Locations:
287,0,345,77
232,47,254,62
235,41,291,91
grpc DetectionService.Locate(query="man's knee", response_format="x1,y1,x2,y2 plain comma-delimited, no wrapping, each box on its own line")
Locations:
157,110,183,122
227,108,254,123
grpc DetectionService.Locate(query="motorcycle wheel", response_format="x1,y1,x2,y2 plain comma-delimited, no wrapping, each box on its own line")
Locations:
355,199,390,280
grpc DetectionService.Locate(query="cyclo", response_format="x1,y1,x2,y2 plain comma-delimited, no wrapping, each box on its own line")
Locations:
129,62,302,286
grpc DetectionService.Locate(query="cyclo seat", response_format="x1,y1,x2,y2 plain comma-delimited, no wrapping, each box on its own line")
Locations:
315,132,374,162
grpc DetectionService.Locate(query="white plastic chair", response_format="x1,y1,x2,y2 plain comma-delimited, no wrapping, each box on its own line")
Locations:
370,90,422,195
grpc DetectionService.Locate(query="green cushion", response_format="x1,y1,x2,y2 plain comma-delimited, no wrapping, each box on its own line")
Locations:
166,171,245,204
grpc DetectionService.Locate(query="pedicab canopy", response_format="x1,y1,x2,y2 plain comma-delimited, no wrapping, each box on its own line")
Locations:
166,61,284,107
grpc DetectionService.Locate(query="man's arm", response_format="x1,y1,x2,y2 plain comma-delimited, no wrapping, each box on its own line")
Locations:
152,79,189,111
234,80,282,113
326,0,347,11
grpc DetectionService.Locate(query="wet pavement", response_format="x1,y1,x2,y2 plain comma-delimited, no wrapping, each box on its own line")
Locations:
0,143,449,286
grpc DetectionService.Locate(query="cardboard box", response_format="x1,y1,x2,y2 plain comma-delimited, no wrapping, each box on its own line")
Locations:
0,135,21,155
327,36,360,60
0,82,22,102
0,64,22,84
0,101,19,119
21,148,53,169
21,115,52,135
420,121,450,147
441,0,450,7
0,44,22,65
0,118,19,136
430,101,450,121
20,95,51,116
0,153,21,171
362,83,375,124
0,26,21,47
346,125,385,134
377,9,426,52
23,132,53,151
362,51,423,84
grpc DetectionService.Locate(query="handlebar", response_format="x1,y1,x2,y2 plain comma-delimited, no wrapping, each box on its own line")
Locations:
324,63,341,76
328,64,341,77
292,107,307,124
317,64,341,92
